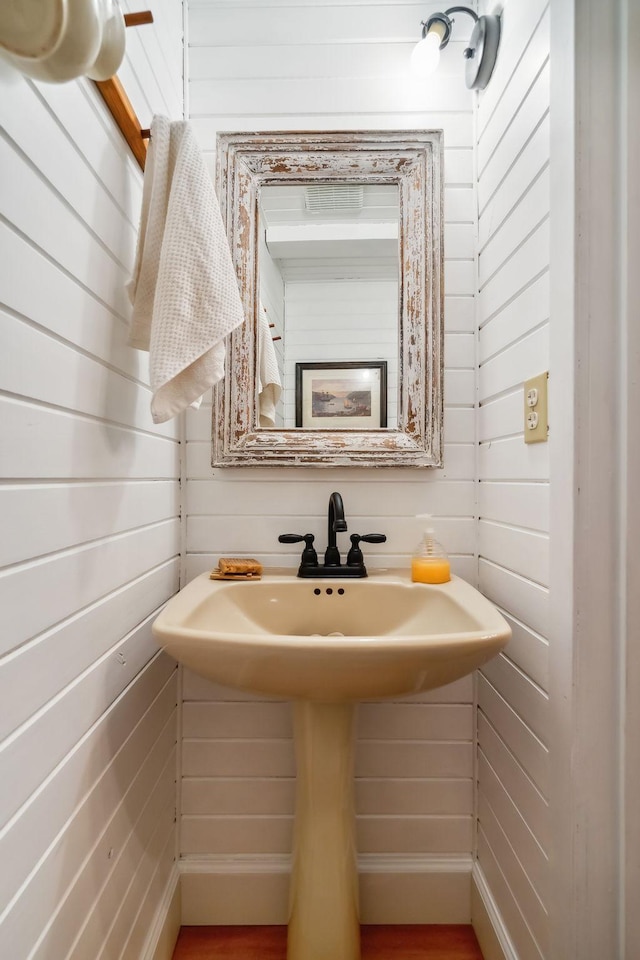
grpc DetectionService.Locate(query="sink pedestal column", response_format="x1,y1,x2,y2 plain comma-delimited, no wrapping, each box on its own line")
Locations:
288,701,360,960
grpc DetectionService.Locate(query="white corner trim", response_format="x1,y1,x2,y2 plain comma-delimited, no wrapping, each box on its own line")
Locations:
142,863,181,960
549,0,632,955
471,863,518,960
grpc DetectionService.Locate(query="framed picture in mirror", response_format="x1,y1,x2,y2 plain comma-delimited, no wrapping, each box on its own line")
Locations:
295,361,388,429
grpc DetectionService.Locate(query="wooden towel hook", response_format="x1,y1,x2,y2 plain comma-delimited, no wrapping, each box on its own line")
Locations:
93,11,154,170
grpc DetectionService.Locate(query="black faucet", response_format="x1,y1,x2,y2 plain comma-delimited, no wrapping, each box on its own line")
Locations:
278,492,386,578
324,491,347,567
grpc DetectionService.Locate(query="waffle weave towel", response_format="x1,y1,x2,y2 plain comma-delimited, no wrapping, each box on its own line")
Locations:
127,115,245,423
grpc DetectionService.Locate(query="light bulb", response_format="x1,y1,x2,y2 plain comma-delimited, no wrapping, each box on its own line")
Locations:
409,19,447,79
410,32,441,78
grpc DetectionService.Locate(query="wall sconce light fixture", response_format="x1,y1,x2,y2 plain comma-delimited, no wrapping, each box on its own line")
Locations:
410,5,501,90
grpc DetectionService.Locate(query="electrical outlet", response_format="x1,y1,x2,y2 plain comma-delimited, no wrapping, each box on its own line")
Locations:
523,372,548,443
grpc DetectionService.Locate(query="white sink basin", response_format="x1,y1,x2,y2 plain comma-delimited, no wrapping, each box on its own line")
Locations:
153,568,510,960
153,569,510,701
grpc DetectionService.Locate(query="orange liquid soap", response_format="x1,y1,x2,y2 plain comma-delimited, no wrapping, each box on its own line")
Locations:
411,556,451,584
411,518,451,584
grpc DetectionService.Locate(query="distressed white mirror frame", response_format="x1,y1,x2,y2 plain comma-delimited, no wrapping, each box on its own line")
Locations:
212,130,444,467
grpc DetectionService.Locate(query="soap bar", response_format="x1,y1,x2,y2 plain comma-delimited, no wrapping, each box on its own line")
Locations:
218,557,263,576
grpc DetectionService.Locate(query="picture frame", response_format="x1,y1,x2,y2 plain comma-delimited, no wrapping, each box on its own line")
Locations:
295,361,388,430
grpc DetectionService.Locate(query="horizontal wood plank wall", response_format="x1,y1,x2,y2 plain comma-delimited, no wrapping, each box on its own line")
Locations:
0,2,184,957
184,0,477,918
474,1,551,958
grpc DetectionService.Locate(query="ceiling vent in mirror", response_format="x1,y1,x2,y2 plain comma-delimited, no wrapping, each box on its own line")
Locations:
304,184,364,213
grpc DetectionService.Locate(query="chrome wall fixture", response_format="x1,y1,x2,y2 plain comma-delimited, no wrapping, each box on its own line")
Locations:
410,5,501,89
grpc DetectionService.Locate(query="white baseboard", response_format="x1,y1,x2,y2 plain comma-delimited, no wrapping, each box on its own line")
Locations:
179,854,473,925
142,863,182,960
139,855,513,948
471,863,518,960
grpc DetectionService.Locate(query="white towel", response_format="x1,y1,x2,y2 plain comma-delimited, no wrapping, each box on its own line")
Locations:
258,304,282,427
127,115,245,423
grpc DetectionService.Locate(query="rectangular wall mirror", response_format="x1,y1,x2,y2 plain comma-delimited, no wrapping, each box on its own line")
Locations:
213,130,444,467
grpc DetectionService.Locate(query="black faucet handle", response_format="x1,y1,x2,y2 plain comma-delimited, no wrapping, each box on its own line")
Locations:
346,532,387,567
278,533,318,568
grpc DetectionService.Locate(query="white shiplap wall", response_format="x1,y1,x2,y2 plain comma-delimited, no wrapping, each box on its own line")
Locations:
0,3,184,957
474,2,550,958
184,0,477,921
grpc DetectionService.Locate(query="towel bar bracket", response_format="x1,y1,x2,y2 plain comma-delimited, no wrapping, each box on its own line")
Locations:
124,12,154,28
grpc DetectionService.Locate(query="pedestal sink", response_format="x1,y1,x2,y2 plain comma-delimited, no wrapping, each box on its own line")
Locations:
153,570,510,960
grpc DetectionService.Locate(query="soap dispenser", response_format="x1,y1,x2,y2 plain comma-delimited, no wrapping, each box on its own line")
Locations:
411,515,451,584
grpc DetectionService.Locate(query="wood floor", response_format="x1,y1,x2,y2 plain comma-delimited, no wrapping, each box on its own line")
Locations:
171,925,484,959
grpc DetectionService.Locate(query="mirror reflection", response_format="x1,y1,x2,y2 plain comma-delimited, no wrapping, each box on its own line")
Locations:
257,183,399,430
